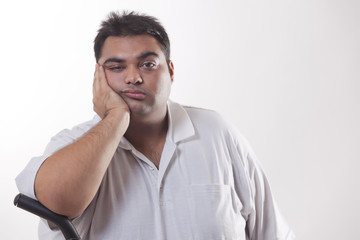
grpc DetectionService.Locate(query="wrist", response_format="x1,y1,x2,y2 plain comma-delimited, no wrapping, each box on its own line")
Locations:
104,109,130,128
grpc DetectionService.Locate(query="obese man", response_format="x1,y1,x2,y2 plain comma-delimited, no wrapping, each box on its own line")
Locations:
16,11,295,240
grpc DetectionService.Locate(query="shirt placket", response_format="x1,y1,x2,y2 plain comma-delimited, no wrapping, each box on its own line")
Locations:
130,139,177,239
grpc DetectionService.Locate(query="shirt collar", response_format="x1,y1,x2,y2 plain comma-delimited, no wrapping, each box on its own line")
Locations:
118,100,195,150
119,137,132,150
167,100,195,143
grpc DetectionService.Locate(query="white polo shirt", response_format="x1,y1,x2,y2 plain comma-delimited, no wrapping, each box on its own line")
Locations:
16,100,295,240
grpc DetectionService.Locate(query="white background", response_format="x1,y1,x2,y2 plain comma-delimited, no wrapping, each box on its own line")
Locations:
1,0,359,239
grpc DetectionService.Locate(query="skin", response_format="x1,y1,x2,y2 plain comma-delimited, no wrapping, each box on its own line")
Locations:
34,35,174,218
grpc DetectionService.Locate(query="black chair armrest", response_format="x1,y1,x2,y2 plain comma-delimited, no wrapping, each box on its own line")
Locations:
14,193,81,240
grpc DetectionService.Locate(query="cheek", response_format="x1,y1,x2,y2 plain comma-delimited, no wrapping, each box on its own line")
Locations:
105,72,123,91
155,73,172,96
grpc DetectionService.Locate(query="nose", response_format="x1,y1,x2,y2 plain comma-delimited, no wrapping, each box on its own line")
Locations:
125,65,143,85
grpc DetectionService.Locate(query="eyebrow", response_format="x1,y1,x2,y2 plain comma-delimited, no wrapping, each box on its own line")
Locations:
103,58,125,65
137,51,159,60
103,51,159,65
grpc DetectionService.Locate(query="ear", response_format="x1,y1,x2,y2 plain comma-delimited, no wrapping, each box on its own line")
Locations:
168,60,174,82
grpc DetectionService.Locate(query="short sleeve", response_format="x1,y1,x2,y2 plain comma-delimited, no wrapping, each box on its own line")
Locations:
245,150,295,239
15,115,100,200
229,129,295,240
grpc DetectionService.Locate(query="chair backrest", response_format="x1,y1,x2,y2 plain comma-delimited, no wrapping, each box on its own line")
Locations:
14,193,81,240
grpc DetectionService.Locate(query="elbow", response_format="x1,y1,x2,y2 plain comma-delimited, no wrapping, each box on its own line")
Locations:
34,173,87,219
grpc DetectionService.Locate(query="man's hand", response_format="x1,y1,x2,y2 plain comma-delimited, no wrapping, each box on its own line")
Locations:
93,64,130,119
35,64,131,219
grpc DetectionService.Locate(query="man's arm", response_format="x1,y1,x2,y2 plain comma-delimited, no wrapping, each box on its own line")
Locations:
34,65,129,219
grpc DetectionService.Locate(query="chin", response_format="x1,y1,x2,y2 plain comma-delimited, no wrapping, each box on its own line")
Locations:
128,103,152,116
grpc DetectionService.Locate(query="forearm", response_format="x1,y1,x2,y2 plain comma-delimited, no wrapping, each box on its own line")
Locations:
34,110,129,218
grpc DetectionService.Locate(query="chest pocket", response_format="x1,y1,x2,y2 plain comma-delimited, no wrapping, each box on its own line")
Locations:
187,184,246,240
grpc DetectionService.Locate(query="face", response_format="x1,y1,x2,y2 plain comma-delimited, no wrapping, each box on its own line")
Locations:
98,35,174,119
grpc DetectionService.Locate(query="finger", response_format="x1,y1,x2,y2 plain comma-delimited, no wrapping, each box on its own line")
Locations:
93,63,98,76
93,64,100,95
97,65,108,89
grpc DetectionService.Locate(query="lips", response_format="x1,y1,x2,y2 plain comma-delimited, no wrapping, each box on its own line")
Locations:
121,89,146,100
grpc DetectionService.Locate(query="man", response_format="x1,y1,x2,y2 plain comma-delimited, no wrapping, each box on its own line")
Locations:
16,11,295,240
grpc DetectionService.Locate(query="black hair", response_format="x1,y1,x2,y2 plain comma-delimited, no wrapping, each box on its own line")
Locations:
94,11,170,63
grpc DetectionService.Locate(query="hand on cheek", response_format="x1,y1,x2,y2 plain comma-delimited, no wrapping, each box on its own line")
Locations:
92,64,130,119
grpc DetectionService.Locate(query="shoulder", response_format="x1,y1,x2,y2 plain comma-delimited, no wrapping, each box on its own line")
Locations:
184,104,254,155
173,102,246,144
182,105,228,128
45,115,101,154
52,115,100,140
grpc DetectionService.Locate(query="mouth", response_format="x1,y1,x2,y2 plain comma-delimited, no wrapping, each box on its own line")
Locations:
121,88,146,100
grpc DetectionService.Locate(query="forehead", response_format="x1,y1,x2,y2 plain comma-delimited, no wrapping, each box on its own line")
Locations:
99,35,164,62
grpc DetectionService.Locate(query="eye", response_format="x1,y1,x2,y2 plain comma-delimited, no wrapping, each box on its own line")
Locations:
141,61,157,69
105,65,126,72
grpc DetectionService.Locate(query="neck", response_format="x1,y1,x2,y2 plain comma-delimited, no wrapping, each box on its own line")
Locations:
125,108,169,147
124,107,169,168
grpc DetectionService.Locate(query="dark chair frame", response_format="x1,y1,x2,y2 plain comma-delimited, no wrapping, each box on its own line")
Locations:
14,193,81,240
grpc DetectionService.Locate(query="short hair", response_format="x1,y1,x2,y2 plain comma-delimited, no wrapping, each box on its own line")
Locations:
94,11,170,63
